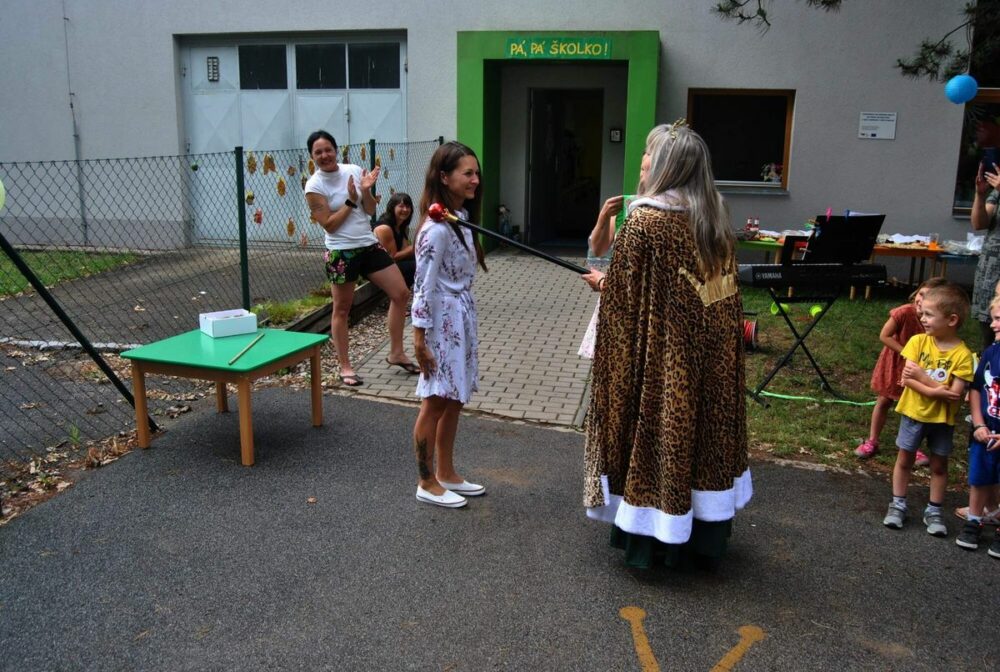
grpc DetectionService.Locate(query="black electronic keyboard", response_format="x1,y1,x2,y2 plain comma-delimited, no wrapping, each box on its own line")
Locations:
738,263,886,289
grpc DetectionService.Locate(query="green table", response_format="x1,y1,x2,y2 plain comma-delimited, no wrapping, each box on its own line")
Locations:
121,329,328,466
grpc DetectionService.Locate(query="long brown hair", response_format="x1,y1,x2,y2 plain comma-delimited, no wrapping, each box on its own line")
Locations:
418,141,487,271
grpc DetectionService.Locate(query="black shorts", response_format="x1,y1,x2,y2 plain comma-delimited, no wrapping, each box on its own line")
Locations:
323,243,394,284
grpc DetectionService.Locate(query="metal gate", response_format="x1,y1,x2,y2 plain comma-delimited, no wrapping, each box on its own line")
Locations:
181,39,406,244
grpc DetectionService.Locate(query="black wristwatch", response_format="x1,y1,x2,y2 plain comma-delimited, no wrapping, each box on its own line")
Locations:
974,423,988,431
344,199,358,209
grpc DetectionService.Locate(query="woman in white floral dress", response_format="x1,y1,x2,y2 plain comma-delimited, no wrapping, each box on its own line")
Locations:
411,141,489,509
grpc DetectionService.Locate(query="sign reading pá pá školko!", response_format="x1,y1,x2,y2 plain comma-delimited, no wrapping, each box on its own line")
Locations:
505,36,612,60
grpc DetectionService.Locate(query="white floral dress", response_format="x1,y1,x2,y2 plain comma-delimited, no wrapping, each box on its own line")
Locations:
411,214,479,403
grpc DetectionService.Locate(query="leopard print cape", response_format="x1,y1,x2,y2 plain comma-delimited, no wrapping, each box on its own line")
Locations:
583,203,749,522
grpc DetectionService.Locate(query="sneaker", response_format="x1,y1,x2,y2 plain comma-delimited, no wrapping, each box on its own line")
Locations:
989,533,1000,559
923,508,948,537
955,519,983,550
914,450,930,467
883,503,907,529
855,439,878,458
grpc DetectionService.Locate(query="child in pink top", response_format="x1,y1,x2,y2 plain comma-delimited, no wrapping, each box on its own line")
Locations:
856,277,949,463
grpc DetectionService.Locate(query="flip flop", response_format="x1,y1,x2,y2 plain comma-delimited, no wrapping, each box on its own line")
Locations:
386,358,420,375
338,373,363,387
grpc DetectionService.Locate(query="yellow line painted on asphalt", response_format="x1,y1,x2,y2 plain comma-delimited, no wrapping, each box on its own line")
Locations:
621,607,766,671
619,606,660,672
710,625,766,672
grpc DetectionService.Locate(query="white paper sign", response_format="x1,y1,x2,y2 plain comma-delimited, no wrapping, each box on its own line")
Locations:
858,112,897,140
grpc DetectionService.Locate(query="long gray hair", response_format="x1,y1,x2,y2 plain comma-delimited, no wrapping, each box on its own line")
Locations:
639,122,733,278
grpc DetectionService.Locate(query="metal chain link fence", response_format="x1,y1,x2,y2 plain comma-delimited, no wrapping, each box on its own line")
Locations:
0,139,439,477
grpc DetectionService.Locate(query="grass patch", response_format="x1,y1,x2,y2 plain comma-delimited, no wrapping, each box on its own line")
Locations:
743,285,980,482
0,249,138,297
252,284,331,326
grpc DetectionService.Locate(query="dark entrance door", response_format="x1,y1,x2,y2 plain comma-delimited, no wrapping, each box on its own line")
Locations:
526,89,604,246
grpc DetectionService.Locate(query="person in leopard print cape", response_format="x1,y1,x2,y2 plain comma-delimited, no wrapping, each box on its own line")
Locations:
581,122,752,567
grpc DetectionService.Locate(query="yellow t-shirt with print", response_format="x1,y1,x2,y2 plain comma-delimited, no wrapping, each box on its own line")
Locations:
895,333,975,425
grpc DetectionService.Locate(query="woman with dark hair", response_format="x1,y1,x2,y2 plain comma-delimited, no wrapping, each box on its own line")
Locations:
304,130,418,386
410,141,488,508
581,122,751,568
372,192,416,289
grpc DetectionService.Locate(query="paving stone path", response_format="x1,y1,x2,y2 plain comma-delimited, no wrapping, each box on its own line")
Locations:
352,248,596,426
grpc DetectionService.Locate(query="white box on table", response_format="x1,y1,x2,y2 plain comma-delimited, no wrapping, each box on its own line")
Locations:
199,309,258,338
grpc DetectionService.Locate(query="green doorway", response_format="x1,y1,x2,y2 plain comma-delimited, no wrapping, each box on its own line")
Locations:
457,31,659,239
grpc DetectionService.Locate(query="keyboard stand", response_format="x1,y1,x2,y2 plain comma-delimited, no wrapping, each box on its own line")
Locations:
748,288,843,407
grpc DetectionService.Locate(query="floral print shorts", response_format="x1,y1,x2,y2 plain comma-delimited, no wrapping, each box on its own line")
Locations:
323,243,393,284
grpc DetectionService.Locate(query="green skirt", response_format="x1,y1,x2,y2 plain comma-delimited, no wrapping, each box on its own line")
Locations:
609,519,733,570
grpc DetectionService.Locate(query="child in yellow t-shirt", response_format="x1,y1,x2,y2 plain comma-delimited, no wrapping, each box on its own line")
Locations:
884,284,976,537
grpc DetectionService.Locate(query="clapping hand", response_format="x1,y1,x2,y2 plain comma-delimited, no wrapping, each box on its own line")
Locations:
360,166,380,192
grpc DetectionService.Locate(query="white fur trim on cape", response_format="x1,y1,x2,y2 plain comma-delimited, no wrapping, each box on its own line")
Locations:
626,193,686,216
585,470,753,544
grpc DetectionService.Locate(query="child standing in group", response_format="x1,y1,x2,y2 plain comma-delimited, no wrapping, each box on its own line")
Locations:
883,283,976,537
955,296,1000,557
857,277,949,464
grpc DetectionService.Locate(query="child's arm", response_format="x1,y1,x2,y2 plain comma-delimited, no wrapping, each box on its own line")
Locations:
901,371,963,401
878,316,903,353
969,389,994,446
901,360,938,387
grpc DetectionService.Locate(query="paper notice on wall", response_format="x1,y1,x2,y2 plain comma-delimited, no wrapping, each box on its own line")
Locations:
858,112,897,140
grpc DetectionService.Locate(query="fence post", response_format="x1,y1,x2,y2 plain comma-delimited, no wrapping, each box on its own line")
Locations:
438,136,444,146
0,230,157,434
369,138,377,225
235,146,250,310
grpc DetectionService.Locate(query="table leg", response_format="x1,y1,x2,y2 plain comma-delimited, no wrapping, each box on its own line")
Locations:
941,259,948,278
131,364,151,449
908,258,916,286
918,257,926,283
215,382,229,413
311,347,323,427
237,377,254,466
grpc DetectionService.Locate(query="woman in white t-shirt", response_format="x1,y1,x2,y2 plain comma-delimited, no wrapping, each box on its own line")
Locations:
305,130,418,386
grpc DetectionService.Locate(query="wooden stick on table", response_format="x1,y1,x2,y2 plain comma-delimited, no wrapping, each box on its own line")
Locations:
228,332,264,366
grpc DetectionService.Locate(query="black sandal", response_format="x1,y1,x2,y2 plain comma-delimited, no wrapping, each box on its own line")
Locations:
338,373,363,387
386,358,421,375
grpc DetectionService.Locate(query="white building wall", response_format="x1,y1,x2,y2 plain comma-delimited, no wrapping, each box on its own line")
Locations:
0,0,972,240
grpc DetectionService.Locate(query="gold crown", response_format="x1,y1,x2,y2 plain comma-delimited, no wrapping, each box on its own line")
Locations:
669,118,689,138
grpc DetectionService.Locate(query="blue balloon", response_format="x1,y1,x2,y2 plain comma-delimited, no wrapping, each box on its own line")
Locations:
945,74,978,104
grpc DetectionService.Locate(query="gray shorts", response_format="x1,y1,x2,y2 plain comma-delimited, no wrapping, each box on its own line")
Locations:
896,415,954,457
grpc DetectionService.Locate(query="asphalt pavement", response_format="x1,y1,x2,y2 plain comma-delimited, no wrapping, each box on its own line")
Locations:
2,390,998,671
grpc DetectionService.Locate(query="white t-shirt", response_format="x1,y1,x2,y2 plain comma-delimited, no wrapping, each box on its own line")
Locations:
304,164,378,250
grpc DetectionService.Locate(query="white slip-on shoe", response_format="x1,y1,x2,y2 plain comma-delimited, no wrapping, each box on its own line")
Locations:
416,486,467,508
438,479,486,496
